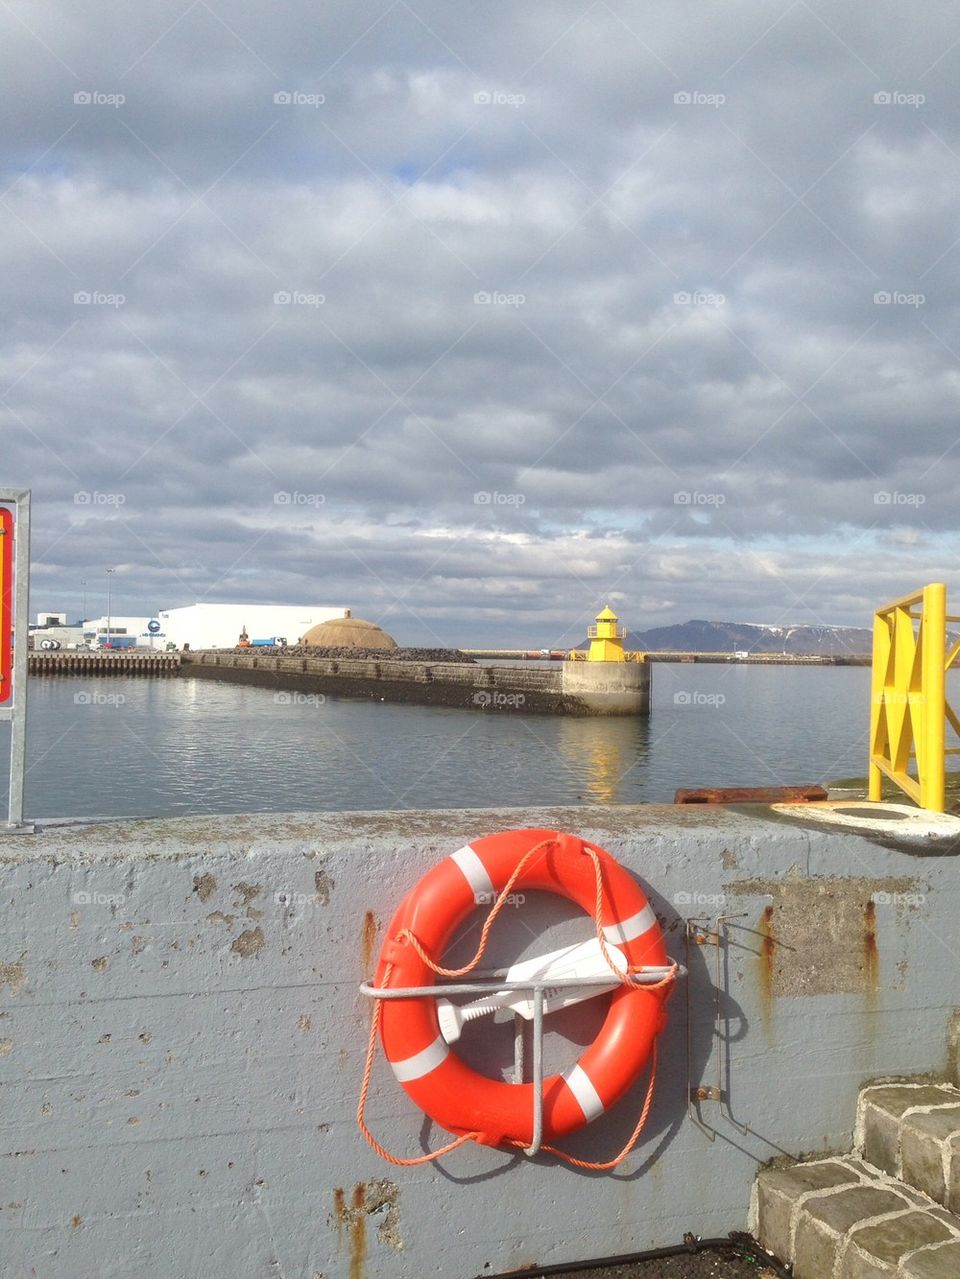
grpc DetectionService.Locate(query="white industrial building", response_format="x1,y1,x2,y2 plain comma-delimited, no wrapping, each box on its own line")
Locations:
84,615,166,649
157,603,349,650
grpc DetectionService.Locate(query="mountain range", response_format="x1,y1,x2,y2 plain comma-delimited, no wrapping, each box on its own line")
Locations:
619,619,874,656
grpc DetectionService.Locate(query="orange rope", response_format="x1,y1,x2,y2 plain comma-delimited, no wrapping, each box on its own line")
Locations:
356,959,481,1165
396,837,557,977
356,836,675,1167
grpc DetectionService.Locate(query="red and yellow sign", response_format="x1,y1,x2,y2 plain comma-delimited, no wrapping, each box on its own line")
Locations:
0,508,12,705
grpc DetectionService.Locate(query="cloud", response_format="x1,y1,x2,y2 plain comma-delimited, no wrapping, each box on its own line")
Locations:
2,0,959,644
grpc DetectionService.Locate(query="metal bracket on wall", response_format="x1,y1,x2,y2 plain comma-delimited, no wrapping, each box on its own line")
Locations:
685,914,750,1142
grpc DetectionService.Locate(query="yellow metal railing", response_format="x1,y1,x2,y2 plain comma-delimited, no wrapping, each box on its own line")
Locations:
587,623,626,639
869,582,960,811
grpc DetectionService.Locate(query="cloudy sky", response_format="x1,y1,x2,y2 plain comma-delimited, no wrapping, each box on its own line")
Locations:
2,1,958,646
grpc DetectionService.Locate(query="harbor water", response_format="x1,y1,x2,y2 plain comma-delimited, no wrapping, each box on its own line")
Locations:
2,664,878,821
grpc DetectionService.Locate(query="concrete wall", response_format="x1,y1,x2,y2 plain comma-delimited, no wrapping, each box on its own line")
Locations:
182,651,651,716
1,804,959,1278
561,659,650,714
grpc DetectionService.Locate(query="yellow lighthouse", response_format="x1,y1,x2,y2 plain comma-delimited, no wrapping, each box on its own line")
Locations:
587,605,626,662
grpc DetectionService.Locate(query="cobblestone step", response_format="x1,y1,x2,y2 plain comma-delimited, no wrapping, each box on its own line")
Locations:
857,1082,960,1211
753,1155,960,1278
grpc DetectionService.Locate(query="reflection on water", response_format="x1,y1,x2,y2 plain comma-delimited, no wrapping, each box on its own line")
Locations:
553,717,651,805
1,664,876,820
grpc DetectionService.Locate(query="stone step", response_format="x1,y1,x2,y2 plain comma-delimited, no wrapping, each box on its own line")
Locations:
754,1155,960,1278
857,1082,960,1210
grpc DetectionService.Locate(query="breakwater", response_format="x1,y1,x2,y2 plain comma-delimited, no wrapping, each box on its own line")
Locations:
181,649,652,715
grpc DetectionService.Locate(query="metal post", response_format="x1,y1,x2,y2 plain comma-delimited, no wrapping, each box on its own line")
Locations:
1,489,31,832
868,607,886,802
106,567,115,649
921,583,946,811
525,986,544,1157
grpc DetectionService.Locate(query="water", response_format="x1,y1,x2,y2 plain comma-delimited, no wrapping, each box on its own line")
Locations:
0,664,880,820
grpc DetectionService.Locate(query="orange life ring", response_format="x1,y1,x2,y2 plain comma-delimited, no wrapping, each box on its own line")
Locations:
373,828,671,1150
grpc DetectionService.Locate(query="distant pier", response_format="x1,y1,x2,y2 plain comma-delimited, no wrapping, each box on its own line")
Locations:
462,649,871,665
28,651,182,676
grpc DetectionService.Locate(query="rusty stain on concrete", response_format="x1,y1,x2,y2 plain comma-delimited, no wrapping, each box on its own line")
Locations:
728,876,914,996
206,911,235,928
361,911,378,976
69,911,80,929
721,848,740,870
314,870,334,905
230,926,266,959
91,956,108,973
297,1014,312,1033
350,1183,367,1279
332,1186,346,1248
864,899,880,993
192,873,217,902
131,936,146,955
758,904,776,1030
139,1031,152,1043
71,1215,81,1230
0,1039,12,1056
332,1179,401,1276
0,956,26,994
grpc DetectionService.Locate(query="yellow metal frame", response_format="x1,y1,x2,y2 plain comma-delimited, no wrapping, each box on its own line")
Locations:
869,582,960,811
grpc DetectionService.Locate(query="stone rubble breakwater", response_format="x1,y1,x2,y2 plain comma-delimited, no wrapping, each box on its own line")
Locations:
181,647,650,716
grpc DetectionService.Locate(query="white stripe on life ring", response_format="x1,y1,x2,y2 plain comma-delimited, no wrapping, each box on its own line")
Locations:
389,1035,449,1083
450,845,496,902
602,903,657,946
562,1063,605,1121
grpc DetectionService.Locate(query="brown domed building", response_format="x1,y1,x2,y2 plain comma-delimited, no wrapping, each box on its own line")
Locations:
300,611,398,650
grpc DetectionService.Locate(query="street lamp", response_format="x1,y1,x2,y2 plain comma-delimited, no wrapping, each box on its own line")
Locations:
80,579,87,624
105,568,115,649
